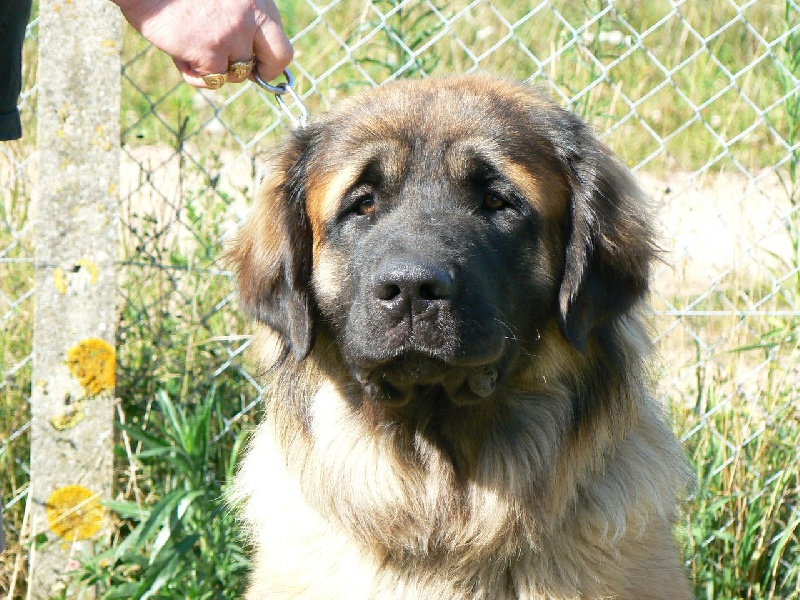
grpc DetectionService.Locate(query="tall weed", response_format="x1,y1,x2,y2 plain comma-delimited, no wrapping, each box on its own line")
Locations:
73,389,250,599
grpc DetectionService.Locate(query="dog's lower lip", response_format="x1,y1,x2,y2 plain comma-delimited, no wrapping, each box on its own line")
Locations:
354,345,504,371
354,354,503,405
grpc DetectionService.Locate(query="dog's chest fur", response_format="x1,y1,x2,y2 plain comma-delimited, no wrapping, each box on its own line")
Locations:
234,372,688,600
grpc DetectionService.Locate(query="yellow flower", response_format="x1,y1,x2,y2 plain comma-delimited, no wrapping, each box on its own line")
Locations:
46,485,105,540
66,338,115,395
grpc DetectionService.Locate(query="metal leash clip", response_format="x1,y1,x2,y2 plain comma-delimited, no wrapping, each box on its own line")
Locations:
255,68,309,129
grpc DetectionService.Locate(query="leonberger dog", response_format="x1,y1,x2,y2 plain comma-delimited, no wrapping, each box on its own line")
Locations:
228,74,692,599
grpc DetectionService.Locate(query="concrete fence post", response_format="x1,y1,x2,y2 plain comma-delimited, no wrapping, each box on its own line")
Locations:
30,0,122,596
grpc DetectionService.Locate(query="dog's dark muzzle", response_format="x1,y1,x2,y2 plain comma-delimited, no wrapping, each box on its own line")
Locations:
345,248,509,407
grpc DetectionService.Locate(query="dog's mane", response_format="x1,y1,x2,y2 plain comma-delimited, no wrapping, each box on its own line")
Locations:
235,313,685,578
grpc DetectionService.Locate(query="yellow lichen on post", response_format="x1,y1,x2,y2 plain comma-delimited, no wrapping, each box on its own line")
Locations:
53,268,67,294
75,259,98,284
66,338,115,395
45,485,105,540
50,406,85,430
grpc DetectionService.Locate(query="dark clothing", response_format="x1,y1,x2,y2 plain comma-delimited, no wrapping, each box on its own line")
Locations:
0,0,34,141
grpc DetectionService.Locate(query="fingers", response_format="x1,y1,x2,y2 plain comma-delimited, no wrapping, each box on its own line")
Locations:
161,0,293,90
176,53,258,88
225,58,255,84
178,43,290,90
175,54,232,89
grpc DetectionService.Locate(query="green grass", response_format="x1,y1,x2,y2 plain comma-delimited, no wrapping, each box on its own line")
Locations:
676,370,800,599
1,1,800,598
70,389,250,599
0,135,35,596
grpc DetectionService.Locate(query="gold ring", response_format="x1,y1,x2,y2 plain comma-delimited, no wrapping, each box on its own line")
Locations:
228,57,255,80
202,72,227,89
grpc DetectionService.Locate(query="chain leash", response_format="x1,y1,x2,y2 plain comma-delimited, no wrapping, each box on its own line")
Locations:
255,68,309,129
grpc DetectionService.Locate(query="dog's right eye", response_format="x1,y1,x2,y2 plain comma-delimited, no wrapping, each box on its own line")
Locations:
483,193,507,211
356,195,376,216
337,185,379,224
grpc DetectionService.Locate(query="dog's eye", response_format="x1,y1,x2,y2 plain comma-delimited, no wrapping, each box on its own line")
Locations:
340,184,378,222
483,193,507,211
356,195,376,216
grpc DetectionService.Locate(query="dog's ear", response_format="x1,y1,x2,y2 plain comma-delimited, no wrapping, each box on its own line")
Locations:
226,128,317,361
551,112,656,351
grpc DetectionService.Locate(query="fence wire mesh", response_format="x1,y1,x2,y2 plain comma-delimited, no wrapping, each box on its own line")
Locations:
0,13,38,566
2,0,800,596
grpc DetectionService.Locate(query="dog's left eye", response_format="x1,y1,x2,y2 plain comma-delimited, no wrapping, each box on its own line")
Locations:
483,193,507,211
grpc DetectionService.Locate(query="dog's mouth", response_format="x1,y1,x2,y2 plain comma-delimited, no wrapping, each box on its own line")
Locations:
353,352,502,407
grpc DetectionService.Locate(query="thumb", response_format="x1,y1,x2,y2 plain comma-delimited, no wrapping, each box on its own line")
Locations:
252,17,293,83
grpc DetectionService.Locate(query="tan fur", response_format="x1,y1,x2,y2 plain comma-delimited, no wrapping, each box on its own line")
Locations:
228,74,693,599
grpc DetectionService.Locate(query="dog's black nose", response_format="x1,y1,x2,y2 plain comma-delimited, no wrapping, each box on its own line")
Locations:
373,257,454,316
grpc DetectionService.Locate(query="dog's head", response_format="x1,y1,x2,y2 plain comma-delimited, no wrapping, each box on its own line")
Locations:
229,75,654,407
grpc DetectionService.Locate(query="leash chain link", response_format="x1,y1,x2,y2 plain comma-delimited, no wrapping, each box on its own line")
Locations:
254,68,309,129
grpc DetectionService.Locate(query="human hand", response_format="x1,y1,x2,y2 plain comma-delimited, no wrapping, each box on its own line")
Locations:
113,0,293,88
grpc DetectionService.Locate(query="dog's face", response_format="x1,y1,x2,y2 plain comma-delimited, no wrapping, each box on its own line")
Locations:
306,85,572,407
230,75,654,410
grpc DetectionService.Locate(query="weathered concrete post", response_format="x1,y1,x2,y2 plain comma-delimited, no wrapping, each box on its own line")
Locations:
30,1,121,597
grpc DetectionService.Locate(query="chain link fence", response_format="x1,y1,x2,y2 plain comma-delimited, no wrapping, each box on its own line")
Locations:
2,0,799,595
0,11,38,578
